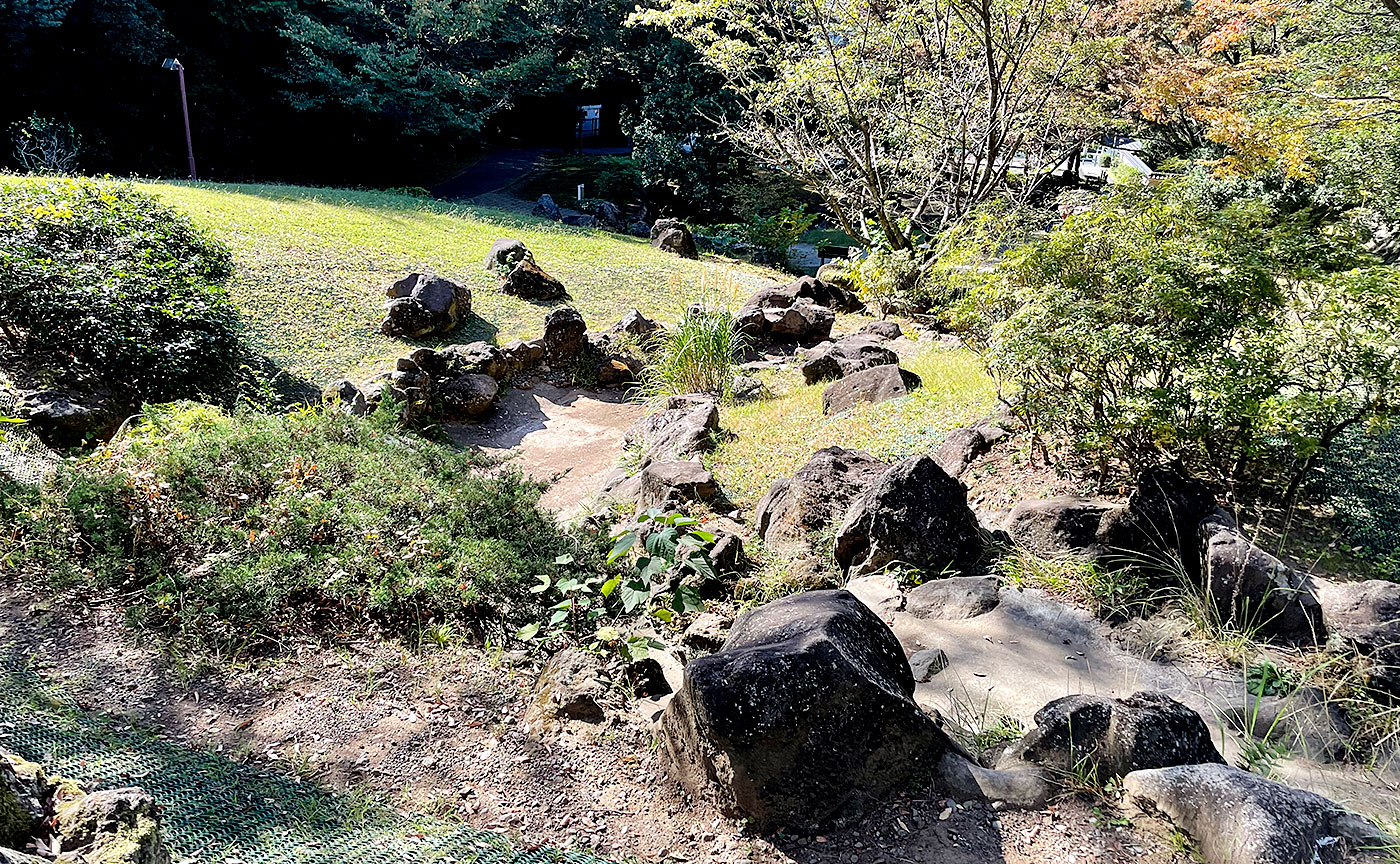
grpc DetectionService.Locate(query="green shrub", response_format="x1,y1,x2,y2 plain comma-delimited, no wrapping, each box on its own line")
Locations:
0,401,602,651
851,247,922,317
637,306,746,400
953,181,1400,498
594,157,644,203
0,178,238,402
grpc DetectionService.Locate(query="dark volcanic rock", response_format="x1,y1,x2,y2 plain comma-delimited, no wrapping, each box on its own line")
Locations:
933,416,1012,477
501,259,566,301
661,590,954,830
650,218,699,259
1317,578,1400,696
542,307,588,365
531,194,562,220
800,337,899,385
638,460,717,509
483,238,532,273
437,373,499,419
834,455,983,578
754,447,890,551
624,395,720,465
822,364,921,415
1097,466,1218,578
1200,515,1326,647
1005,497,1121,560
381,272,471,338
1000,691,1223,779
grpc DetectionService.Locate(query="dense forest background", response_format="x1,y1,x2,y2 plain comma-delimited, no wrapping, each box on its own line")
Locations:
0,0,735,187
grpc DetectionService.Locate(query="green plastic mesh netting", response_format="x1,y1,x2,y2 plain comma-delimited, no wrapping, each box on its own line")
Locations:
0,658,611,864
1316,426,1400,569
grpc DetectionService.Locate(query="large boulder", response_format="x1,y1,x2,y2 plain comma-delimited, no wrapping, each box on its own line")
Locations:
437,373,499,419
18,385,121,448
1097,466,1219,578
414,341,506,381
734,280,841,346
500,259,566,301
56,787,171,864
1199,515,1326,647
582,200,626,231
623,395,720,465
650,218,699,259
800,336,900,385
1122,763,1385,864
834,455,983,578
381,272,471,338
541,307,588,365
1316,578,1400,696
661,590,954,830
754,447,890,551
999,691,1223,779
531,194,562,220
483,238,532,274
1005,497,1122,560
822,365,921,415
743,277,859,315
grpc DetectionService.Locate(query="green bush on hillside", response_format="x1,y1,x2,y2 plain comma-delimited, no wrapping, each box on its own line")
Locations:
953,181,1400,499
0,178,238,401
0,401,602,651
637,306,745,400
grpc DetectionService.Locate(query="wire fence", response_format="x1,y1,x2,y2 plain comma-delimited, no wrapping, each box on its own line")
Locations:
1314,425,1400,569
0,655,612,864
0,372,60,486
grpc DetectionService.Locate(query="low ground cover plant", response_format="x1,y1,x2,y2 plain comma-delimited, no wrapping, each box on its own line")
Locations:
0,178,239,402
0,401,603,652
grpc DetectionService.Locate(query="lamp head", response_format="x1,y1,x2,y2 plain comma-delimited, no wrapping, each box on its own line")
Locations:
161,58,182,71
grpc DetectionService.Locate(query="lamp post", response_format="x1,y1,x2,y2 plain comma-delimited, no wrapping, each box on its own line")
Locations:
161,58,197,181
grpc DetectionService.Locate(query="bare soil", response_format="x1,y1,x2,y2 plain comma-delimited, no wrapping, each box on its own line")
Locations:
0,590,1190,864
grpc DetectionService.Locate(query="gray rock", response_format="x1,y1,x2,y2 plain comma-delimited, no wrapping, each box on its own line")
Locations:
755,447,890,551
934,752,1052,810
18,384,121,448
381,272,471,337
1000,691,1223,779
562,213,599,229
821,364,921,415
857,320,903,341
1200,515,1326,647
801,336,899,385
611,309,661,341
650,218,699,259
1317,578,1400,696
531,194,562,220
764,300,835,343
638,460,717,509
709,533,747,576
524,648,608,728
0,756,46,848
542,307,588,365
932,417,1013,478
682,612,731,654
628,219,651,238
499,339,546,375
905,575,1000,620
583,200,626,231
1005,497,1122,559
1224,687,1352,763
322,379,369,416
1122,763,1386,864
57,787,171,864
483,238,532,273
661,590,955,830
500,259,566,301
909,648,949,682
743,277,859,315
421,341,507,380
834,455,983,578
437,373,499,419
624,395,720,465
731,375,767,402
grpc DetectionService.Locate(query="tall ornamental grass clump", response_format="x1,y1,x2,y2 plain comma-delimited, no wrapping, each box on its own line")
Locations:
638,306,746,400
0,178,238,401
0,401,603,652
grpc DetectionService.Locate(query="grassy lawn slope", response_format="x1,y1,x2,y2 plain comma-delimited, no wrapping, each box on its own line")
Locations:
133,181,783,386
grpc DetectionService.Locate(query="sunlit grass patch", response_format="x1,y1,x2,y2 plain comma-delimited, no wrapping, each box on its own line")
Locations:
711,345,998,508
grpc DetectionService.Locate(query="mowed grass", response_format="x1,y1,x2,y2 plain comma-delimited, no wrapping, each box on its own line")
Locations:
127,181,783,386
712,345,1000,508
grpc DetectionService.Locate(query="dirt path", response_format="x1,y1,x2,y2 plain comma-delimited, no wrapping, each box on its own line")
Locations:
433,148,549,200
446,381,645,516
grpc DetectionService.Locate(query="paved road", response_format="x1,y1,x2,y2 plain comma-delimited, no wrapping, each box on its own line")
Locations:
432,148,548,200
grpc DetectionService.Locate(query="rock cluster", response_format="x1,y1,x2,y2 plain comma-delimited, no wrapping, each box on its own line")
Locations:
754,446,890,552
380,272,472,338
328,308,656,423
649,218,699,259
794,322,923,415
734,277,853,345
0,754,171,864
